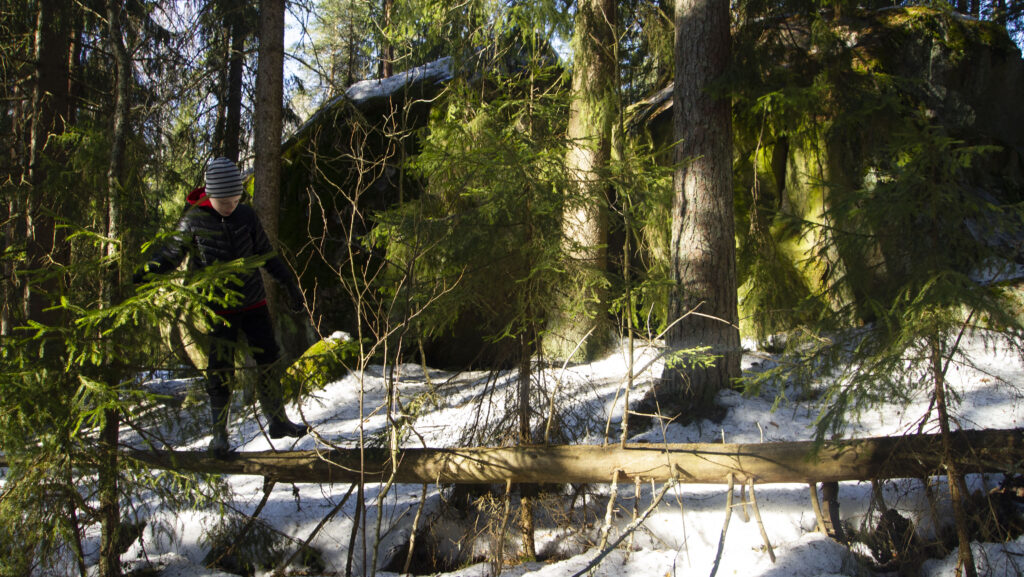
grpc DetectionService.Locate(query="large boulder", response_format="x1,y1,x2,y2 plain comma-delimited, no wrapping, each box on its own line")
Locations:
632,7,1024,337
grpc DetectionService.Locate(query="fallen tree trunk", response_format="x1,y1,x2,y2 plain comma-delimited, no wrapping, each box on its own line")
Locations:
124,428,1024,485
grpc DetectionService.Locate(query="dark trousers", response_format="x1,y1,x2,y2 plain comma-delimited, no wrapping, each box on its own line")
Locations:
205,305,285,422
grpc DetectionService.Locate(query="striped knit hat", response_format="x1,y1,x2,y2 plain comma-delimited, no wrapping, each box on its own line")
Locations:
205,157,243,198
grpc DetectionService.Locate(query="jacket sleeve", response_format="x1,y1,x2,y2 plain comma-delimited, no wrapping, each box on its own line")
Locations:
250,211,304,303
134,217,192,281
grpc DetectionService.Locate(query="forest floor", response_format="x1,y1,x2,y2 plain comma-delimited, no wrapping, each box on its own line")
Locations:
94,329,1024,576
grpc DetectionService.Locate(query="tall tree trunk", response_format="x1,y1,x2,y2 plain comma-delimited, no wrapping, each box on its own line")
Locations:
254,0,305,357
518,327,537,559
661,0,740,411
25,0,71,328
1,9,34,336
545,0,617,362
931,339,977,577
98,413,121,577
224,5,247,162
97,2,133,574
254,0,283,246
379,0,393,78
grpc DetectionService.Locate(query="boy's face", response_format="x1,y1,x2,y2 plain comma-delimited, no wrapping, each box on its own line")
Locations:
209,194,241,217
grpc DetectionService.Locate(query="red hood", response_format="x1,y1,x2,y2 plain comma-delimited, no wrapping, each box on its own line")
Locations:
187,186,213,207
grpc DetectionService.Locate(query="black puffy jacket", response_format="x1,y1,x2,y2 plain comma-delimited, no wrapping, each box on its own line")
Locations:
141,187,302,314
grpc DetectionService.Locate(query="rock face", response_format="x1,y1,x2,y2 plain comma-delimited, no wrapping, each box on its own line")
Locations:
278,54,551,368
283,8,1024,361
278,59,451,338
851,8,1024,163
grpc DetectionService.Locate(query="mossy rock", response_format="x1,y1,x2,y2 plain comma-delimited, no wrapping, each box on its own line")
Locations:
283,331,360,396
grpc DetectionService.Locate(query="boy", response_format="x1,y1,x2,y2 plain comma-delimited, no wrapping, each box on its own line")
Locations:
136,157,308,457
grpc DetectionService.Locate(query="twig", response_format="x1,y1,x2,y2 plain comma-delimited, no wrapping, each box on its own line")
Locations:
571,478,678,577
272,482,356,577
346,483,363,577
371,473,399,575
628,479,642,553
493,479,514,577
748,479,775,563
402,483,429,575
709,474,736,577
809,483,830,535
598,470,621,550
546,326,597,444
739,483,750,522
209,478,277,569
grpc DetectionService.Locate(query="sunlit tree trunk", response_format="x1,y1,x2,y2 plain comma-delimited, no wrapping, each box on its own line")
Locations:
255,0,283,248
661,0,740,411
380,0,393,78
546,0,617,362
254,0,306,358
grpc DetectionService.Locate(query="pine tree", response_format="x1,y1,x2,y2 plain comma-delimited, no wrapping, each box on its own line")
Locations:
0,1,257,572
729,10,1024,574
544,0,618,362
660,0,741,413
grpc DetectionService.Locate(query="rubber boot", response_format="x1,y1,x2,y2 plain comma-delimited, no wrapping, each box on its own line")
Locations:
208,394,232,458
257,384,309,439
268,416,309,439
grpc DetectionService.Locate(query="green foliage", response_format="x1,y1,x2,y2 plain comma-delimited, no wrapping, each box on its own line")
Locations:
729,6,1023,338
725,6,1024,447
743,119,1024,441
664,345,720,373
619,0,675,102
386,0,569,73
606,138,676,338
291,0,376,108
0,223,258,572
201,513,320,575
0,449,79,576
373,68,570,354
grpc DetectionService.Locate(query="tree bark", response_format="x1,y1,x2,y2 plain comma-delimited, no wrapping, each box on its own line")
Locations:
253,0,305,357
224,3,247,163
25,0,72,328
662,0,740,409
98,413,121,577
254,0,284,244
546,0,617,362
97,4,133,574
379,0,394,78
932,340,978,577
125,428,1024,486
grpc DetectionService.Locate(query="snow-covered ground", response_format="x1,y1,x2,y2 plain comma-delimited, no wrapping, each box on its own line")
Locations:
97,330,1024,576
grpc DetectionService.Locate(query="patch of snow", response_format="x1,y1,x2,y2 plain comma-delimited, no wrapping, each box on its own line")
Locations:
100,331,1024,576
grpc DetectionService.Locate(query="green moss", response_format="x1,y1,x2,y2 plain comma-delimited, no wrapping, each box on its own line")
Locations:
283,332,360,395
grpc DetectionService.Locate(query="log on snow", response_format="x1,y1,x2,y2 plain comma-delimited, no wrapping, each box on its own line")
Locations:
125,428,1024,485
